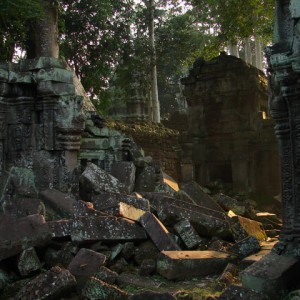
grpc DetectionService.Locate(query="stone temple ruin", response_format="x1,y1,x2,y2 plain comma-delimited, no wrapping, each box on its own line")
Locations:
180,52,280,200
1,0,300,299
0,56,283,299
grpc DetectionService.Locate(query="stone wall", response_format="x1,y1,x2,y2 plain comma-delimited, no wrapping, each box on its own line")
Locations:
180,53,280,199
107,121,181,181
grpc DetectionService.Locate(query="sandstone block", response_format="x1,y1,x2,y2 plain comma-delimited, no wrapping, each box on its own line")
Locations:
119,202,146,221
174,219,204,249
218,284,268,300
157,250,232,280
94,266,119,285
134,165,163,192
116,272,159,289
79,163,127,198
82,277,128,300
71,216,147,243
18,247,41,277
39,188,76,218
67,248,106,277
231,236,261,258
215,193,246,215
139,212,181,251
46,219,72,238
111,161,136,194
240,252,300,297
138,259,156,276
180,181,224,212
129,291,176,300
15,266,76,300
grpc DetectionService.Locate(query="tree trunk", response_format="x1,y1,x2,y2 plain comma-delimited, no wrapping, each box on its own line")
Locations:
147,0,160,123
254,37,263,70
34,0,59,58
227,42,239,57
244,38,252,65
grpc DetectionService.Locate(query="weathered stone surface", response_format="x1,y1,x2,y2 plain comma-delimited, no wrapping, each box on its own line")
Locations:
18,247,41,277
15,266,76,300
208,238,233,253
240,252,300,296
116,272,159,289
67,248,106,277
157,250,232,280
94,266,119,285
139,212,181,251
73,200,107,218
39,189,76,219
91,191,150,214
231,236,261,258
44,242,78,268
46,219,72,238
162,172,179,192
133,241,160,265
82,277,128,300
119,202,146,221
156,200,231,239
134,165,163,192
254,212,282,230
2,198,45,218
214,193,246,215
174,219,204,249
218,263,237,286
180,181,224,212
79,163,127,199
0,214,52,261
218,284,269,300
230,214,267,242
138,259,156,276
129,291,176,300
71,216,147,243
111,161,136,194
121,242,135,260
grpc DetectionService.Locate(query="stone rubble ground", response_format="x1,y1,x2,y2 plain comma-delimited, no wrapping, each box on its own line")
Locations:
0,157,282,299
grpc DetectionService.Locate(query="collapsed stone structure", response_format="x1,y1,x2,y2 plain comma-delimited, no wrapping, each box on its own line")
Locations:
0,56,283,299
180,53,280,199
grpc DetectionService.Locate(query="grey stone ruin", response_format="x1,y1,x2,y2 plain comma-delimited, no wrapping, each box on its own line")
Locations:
240,0,300,296
0,58,86,201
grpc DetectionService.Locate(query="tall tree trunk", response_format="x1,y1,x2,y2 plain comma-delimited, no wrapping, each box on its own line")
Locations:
34,0,59,58
227,42,239,57
244,38,252,65
254,37,263,70
147,0,160,123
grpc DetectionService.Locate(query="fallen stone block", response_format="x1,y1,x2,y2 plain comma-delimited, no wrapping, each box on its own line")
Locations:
157,250,232,280
139,212,181,251
174,219,204,249
157,201,231,240
229,214,267,242
3,198,45,218
0,214,52,261
71,216,147,243
82,277,128,300
15,266,76,300
129,291,176,300
218,263,238,286
44,242,78,268
111,161,136,194
116,272,160,289
254,212,282,230
218,284,269,300
73,200,107,218
67,248,106,278
138,259,156,276
208,237,233,253
180,181,224,213
133,241,160,265
18,247,41,277
240,252,300,297
79,163,127,200
119,202,146,221
39,188,76,219
121,242,135,260
46,219,73,238
230,236,261,258
109,257,129,274
91,191,150,214
134,165,163,192
214,193,246,215
94,266,119,285
162,172,179,192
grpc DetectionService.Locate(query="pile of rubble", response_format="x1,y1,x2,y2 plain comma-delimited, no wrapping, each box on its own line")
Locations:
0,154,281,299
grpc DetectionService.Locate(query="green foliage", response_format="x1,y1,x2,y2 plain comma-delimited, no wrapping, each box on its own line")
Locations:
0,0,42,60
